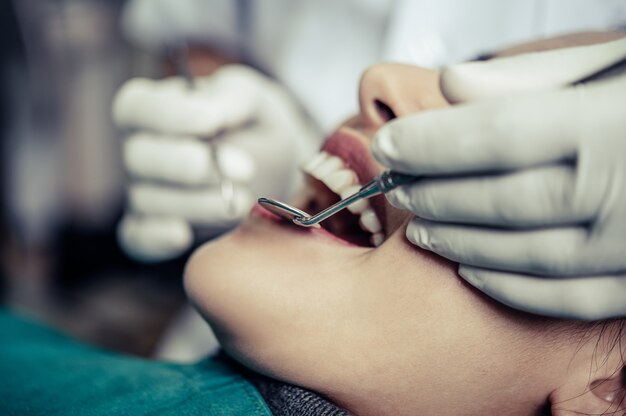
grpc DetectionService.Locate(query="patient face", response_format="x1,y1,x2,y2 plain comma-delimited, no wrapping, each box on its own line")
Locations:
185,64,613,415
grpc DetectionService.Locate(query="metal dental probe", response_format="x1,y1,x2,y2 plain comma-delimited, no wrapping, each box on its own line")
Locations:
170,44,236,214
258,170,417,227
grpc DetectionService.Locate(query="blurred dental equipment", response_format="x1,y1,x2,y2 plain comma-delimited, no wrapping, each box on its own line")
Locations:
259,170,416,227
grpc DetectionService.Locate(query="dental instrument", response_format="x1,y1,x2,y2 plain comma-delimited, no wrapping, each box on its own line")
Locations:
258,170,417,227
169,44,236,213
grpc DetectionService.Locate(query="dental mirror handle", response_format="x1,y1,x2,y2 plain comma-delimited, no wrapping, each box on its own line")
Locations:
294,170,418,227
374,170,417,193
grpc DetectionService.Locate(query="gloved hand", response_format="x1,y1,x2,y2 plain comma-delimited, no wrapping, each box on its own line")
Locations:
113,64,319,262
372,38,626,320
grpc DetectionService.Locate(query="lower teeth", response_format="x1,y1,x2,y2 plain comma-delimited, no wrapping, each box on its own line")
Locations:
371,233,385,247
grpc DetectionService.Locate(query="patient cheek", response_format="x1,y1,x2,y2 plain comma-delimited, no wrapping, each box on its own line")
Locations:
184,240,245,328
183,236,297,343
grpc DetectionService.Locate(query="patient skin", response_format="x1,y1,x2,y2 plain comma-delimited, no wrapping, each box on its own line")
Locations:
185,64,626,415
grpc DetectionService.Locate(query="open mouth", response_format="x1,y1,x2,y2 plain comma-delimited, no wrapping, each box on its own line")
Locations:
298,150,385,248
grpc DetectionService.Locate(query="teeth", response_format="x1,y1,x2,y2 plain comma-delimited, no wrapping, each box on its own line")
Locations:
303,151,328,173
302,151,387,247
371,233,385,247
324,169,357,194
310,155,344,179
340,185,368,214
359,208,382,234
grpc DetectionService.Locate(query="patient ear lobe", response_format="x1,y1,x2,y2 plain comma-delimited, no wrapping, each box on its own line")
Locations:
550,366,625,415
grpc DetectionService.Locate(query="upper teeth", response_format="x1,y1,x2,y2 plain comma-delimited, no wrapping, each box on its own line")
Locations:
339,185,368,213
302,151,384,246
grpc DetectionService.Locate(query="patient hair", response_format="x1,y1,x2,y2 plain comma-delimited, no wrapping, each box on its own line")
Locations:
564,319,625,416
590,319,625,415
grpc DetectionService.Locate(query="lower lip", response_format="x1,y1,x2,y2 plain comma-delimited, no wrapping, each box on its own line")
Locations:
250,203,363,248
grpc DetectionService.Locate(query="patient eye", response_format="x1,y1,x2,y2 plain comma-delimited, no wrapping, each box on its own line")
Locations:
374,99,396,123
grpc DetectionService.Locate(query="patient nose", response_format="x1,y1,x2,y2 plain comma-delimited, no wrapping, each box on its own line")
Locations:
358,63,446,129
359,64,411,128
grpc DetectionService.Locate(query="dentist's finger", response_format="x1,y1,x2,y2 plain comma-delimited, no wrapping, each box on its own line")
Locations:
128,183,254,226
441,38,626,103
388,164,599,227
124,133,256,185
406,218,603,276
459,265,626,320
372,86,582,176
117,214,193,263
113,73,258,136
373,66,626,177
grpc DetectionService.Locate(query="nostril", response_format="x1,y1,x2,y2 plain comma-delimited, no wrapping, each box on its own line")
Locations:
374,99,397,123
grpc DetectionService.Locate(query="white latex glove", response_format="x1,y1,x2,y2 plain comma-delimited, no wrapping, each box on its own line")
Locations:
372,38,626,320
113,65,319,262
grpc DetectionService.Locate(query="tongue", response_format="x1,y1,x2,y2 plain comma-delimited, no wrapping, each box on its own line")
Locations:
322,209,372,247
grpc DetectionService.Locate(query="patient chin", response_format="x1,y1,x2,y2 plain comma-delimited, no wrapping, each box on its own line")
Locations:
184,236,359,394
185,239,307,358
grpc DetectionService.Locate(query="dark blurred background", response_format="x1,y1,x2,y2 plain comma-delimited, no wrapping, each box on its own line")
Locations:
0,0,186,357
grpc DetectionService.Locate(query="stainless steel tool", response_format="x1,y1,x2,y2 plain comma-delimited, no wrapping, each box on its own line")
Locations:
258,170,417,227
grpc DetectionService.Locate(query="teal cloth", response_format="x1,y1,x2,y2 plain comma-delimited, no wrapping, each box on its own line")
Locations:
0,310,272,416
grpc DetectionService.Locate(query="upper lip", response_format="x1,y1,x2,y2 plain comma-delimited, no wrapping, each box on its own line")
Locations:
320,126,389,233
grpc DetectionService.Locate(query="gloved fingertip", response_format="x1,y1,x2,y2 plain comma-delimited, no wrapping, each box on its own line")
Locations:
385,187,409,210
117,215,193,263
406,219,431,250
439,63,480,104
218,144,256,182
372,126,397,166
457,265,486,290
112,78,152,125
